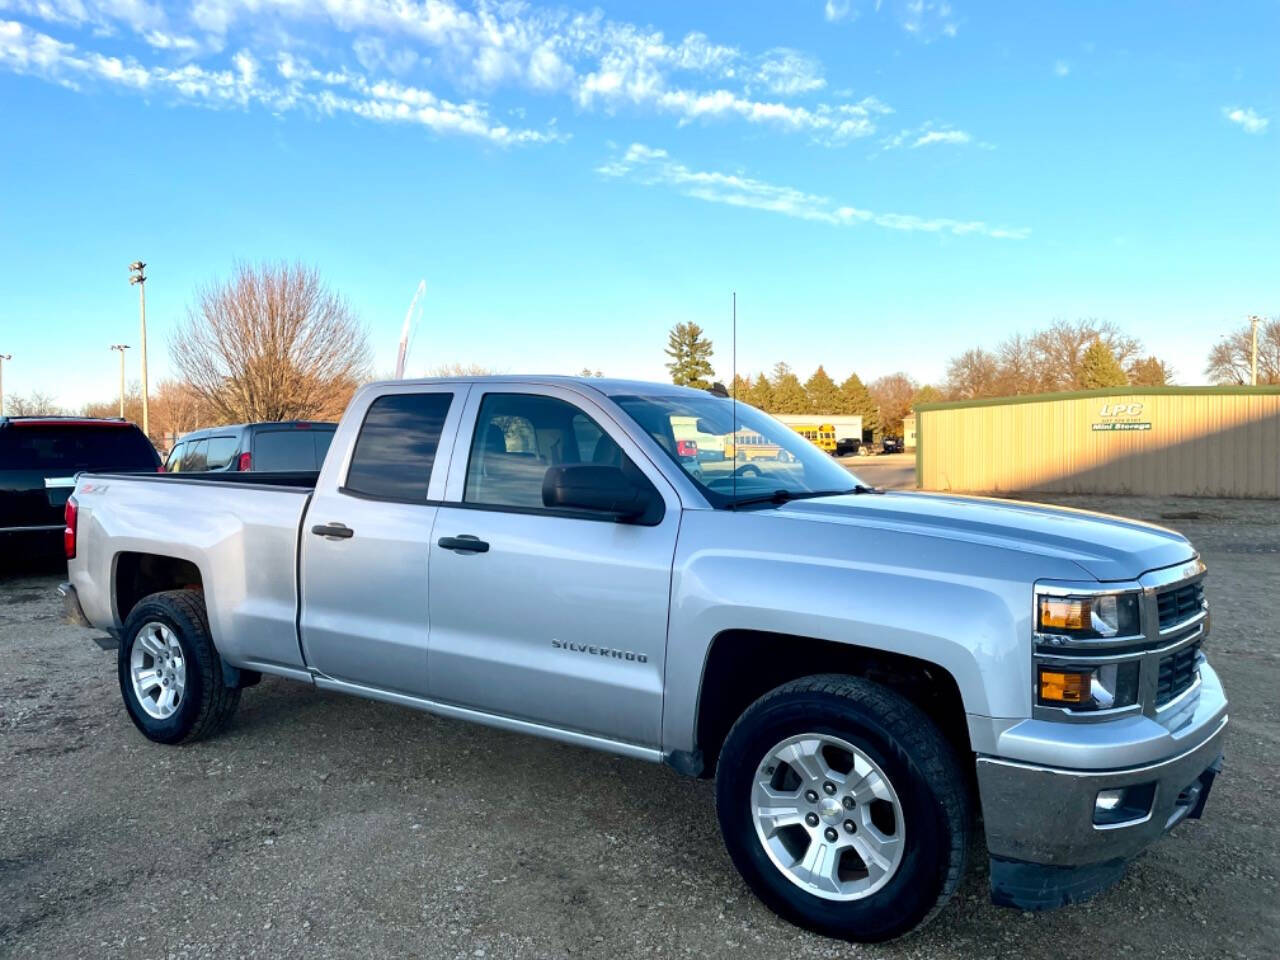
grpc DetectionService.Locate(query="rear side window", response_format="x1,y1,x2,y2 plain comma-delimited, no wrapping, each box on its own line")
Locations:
0,423,159,472
253,429,328,471
206,436,238,470
184,440,209,472
344,394,453,502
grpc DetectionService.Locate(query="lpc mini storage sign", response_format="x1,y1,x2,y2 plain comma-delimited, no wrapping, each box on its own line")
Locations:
1092,401,1152,431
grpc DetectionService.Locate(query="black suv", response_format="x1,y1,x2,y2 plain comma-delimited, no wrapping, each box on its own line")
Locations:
0,416,159,546
163,421,336,473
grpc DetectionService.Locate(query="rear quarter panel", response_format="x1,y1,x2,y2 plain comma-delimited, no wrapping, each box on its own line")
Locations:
69,475,310,671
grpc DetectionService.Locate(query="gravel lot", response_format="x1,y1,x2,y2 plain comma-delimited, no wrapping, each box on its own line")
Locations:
2,495,1277,960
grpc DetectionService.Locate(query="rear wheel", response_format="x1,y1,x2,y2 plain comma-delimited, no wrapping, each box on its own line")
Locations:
118,590,240,744
715,675,970,942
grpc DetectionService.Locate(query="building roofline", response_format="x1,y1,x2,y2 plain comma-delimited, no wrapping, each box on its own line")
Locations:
915,384,1280,413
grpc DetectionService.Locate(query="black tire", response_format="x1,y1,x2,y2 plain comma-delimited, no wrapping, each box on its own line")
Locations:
715,674,970,942
118,590,241,745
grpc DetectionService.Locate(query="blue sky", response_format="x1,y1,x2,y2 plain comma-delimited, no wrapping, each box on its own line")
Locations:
0,0,1276,409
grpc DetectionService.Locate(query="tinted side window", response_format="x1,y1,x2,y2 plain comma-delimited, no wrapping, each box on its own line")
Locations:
206,436,238,470
253,430,317,471
184,440,209,472
344,393,453,502
0,425,159,472
464,393,620,509
165,442,186,472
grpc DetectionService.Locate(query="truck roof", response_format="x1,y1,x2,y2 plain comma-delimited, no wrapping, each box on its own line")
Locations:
369,375,716,399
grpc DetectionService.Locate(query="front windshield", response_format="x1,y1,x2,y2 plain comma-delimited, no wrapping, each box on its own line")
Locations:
613,394,863,508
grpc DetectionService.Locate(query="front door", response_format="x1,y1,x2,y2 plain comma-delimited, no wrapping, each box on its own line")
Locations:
299,384,466,696
427,385,681,746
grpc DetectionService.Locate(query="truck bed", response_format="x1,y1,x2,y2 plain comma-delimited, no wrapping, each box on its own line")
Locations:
69,470,315,674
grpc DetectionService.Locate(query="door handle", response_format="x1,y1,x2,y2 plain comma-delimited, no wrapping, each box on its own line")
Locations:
312,522,354,540
438,535,489,554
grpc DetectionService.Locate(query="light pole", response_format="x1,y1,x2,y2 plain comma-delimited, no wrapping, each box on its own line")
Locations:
129,261,150,436
1249,315,1261,386
0,354,10,416
110,344,130,418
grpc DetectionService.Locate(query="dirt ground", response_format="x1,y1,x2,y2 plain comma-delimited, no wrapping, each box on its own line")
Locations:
2,495,1277,960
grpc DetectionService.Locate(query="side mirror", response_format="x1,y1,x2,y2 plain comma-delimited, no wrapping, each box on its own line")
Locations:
542,464,660,523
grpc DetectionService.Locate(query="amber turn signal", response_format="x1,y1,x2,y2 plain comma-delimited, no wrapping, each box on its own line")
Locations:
1039,668,1092,704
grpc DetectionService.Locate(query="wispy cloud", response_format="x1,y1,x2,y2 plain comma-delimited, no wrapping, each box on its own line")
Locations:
597,143,1029,239
1053,59,1070,77
0,19,562,144
0,0,910,146
879,121,980,151
1222,106,1268,134
825,0,958,39
753,48,825,96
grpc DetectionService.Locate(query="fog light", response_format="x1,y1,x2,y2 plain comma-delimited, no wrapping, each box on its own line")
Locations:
1093,783,1156,826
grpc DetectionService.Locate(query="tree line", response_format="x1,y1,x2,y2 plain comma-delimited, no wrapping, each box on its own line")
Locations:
665,315,1278,436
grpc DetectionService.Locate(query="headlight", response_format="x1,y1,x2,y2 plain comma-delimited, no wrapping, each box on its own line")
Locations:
1037,592,1142,641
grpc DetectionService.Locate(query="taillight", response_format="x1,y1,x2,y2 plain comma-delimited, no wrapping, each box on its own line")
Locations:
238,452,251,471
64,496,78,560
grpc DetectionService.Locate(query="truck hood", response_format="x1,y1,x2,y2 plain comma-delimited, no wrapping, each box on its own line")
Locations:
773,491,1193,582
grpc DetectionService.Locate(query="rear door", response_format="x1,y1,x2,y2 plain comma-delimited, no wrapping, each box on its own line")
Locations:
426,384,681,746
298,385,466,696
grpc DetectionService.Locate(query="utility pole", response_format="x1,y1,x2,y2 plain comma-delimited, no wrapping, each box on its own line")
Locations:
129,261,149,435
110,344,130,417
0,354,10,416
1249,315,1261,386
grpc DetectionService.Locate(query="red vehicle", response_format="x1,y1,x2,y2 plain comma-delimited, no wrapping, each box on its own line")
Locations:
676,439,698,458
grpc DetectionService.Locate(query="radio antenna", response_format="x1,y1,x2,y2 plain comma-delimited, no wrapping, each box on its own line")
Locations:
732,290,737,506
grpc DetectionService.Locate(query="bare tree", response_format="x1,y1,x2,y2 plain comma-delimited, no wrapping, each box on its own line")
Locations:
172,261,371,424
7,391,63,416
1205,317,1280,385
995,333,1047,396
870,372,918,435
1030,319,1140,391
945,348,1000,400
425,362,500,377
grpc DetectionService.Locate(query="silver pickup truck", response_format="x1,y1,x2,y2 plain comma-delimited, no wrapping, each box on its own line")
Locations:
61,376,1227,942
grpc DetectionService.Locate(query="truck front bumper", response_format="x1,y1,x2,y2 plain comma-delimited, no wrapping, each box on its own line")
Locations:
976,669,1227,910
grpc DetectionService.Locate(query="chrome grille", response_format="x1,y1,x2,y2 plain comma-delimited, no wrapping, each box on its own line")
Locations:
1156,640,1201,706
1157,581,1204,630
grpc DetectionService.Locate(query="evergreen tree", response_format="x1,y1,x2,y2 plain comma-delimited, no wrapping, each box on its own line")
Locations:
838,373,879,433
664,322,715,389
745,373,773,411
1080,339,1128,389
771,362,808,413
729,372,751,399
912,384,945,406
1128,356,1172,386
804,365,841,413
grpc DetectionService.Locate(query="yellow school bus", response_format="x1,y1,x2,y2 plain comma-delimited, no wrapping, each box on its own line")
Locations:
792,423,837,455
724,430,791,462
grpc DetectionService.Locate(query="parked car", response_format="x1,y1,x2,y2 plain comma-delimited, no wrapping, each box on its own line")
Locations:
62,376,1225,942
1,416,159,550
880,436,904,454
163,421,336,473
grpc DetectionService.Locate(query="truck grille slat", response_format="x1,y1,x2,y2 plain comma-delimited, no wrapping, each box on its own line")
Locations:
1157,581,1204,630
1155,640,1201,706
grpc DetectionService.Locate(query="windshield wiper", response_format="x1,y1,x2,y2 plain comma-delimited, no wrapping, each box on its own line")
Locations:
727,488,858,509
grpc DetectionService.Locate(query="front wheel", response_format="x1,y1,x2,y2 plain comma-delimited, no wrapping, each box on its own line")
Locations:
715,675,970,942
118,590,241,745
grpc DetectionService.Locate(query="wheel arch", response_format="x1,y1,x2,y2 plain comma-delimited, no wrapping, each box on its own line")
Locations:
113,551,205,625
693,629,972,778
